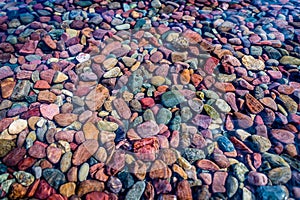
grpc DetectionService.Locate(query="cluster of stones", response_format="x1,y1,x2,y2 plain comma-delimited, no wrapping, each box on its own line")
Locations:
0,0,300,199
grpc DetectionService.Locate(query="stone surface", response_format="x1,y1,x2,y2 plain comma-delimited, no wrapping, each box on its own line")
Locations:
72,140,99,166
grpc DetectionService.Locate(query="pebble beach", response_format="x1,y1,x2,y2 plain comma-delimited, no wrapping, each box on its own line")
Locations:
0,0,300,199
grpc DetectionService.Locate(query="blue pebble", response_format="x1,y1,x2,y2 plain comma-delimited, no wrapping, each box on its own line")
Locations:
217,136,235,152
257,186,287,200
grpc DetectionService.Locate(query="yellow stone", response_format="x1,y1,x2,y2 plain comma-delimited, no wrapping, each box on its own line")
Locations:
131,61,140,71
59,182,76,197
66,28,79,38
131,10,140,18
172,164,188,179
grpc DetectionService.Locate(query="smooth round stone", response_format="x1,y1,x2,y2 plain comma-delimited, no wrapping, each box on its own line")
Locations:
182,148,205,163
217,136,235,152
97,121,118,132
8,119,27,135
20,13,34,24
118,171,134,189
151,76,165,86
107,176,122,193
125,181,146,200
232,162,249,182
115,24,130,30
226,175,238,198
181,107,193,122
0,140,15,157
214,99,231,113
13,171,34,186
156,108,172,124
203,104,220,120
161,90,185,108
247,171,268,186
136,120,159,138
247,135,271,152
42,168,66,189
268,167,291,184
257,186,287,200
59,182,76,198
60,152,73,173
32,166,42,179
242,55,265,70
103,67,121,78
78,163,89,182
250,46,262,56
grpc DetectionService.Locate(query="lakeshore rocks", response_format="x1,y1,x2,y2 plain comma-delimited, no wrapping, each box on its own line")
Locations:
0,0,299,199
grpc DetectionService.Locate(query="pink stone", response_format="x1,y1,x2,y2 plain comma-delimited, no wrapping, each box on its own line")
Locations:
247,171,268,186
150,51,163,63
28,141,47,159
204,57,219,75
47,146,62,164
19,40,38,54
0,118,14,132
199,173,212,185
0,66,14,80
192,114,212,129
55,130,75,142
271,129,295,144
40,104,59,120
212,171,228,193
112,98,131,120
40,69,56,84
136,120,160,138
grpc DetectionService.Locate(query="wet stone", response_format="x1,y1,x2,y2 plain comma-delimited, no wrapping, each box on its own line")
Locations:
43,168,66,189
125,181,146,200
257,186,287,200
161,90,185,108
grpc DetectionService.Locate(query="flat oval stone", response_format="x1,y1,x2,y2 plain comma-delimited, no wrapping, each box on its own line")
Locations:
257,185,287,200
54,113,78,127
113,98,131,119
60,152,73,173
125,181,146,200
242,55,265,70
78,163,89,182
8,119,27,135
271,129,295,144
77,180,105,197
72,140,99,166
136,120,159,138
247,171,268,186
268,167,291,184
217,136,235,152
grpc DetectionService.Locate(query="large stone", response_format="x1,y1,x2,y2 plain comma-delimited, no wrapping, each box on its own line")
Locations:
8,119,27,135
72,140,99,166
85,84,110,111
136,120,160,138
54,113,78,127
279,56,300,65
161,90,185,107
242,55,265,70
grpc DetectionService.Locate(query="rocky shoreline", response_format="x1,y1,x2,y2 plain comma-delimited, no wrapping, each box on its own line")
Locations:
0,0,300,199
